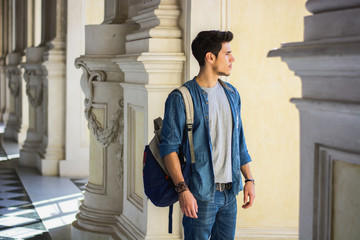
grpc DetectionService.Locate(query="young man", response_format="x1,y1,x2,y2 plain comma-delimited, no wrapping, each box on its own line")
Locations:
159,30,255,240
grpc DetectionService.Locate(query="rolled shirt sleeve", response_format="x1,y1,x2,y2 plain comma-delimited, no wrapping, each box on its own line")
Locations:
159,90,186,158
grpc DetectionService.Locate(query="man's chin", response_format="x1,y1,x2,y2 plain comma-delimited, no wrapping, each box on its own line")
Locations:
217,72,231,77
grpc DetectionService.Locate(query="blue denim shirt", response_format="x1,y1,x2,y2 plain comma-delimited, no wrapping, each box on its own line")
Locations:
159,78,252,202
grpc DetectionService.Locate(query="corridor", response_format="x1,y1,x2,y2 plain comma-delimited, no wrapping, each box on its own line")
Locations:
0,139,87,240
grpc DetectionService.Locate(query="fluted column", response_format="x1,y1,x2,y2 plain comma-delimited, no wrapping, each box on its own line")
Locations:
268,1,360,239
71,5,137,239
114,0,185,239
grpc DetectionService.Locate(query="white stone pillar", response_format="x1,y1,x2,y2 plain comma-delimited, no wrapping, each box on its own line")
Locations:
72,21,137,239
20,46,46,167
4,52,22,141
59,0,89,178
114,0,185,239
268,0,360,239
18,62,28,147
39,0,67,176
3,58,11,124
0,60,7,123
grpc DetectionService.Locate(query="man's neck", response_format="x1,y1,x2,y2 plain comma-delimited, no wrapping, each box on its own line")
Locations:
196,68,219,88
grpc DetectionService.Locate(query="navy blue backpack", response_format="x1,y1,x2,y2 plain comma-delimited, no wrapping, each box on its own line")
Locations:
143,86,195,233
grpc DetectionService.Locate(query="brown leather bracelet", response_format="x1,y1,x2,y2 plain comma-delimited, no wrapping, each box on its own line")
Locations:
174,181,189,194
245,179,255,185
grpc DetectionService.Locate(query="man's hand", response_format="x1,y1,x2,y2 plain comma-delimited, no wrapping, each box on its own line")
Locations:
242,181,255,209
179,190,198,218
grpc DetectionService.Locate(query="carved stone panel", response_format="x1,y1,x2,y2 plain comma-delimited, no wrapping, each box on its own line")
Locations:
315,145,360,240
127,104,145,210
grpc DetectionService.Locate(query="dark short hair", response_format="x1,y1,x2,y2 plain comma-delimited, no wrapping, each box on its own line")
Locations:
191,30,233,67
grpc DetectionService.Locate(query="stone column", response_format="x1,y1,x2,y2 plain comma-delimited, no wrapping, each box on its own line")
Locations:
71,8,137,239
18,62,28,147
268,0,360,239
59,0,89,177
1,0,11,124
4,52,22,141
0,59,7,123
39,0,66,175
20,47,46,167
114,0,185,239
0,0,8,123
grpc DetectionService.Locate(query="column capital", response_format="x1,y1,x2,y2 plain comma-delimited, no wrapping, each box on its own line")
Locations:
114,52,186,85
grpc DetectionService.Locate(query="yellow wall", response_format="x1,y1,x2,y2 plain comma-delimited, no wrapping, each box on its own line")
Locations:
229,0,308,229
85,0,104,25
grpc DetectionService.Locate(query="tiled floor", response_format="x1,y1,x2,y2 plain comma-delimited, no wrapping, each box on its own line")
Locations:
0,168,51,239
0,140,88,240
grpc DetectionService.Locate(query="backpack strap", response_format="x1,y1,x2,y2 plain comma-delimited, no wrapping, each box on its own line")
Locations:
168,204,173,233
177,86,195,164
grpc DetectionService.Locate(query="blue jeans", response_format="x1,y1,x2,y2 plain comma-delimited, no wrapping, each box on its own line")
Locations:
183,189,237,240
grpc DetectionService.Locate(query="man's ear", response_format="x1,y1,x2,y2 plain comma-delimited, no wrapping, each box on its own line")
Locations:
205,52,215,64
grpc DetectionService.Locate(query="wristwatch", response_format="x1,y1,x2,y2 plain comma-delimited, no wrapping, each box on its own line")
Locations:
245,179,255,185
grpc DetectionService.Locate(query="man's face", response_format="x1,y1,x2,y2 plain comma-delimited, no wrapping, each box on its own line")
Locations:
212,42,235,77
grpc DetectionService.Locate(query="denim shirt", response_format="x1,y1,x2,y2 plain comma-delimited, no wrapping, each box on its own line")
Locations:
159,78,252,202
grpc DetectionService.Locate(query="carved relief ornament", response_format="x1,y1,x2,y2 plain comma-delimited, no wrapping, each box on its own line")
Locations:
23,69,43,107
7,68,21,97
115,98,125,189
75,60,123,148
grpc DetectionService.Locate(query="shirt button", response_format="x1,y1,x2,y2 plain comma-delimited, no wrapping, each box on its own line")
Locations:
206,116,208,119
206,102,208,104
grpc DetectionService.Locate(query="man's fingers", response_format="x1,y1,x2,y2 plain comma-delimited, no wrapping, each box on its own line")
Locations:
249,194,255,206
243,189,248,203
189,204,198,218
179,191,198,218
184,204,198,218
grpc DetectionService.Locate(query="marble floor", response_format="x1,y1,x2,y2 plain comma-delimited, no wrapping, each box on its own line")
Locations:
0,140,87,240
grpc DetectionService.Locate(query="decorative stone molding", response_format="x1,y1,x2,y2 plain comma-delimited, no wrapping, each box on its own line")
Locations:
19,47,47,168
115,147,124,190
236,227,298,240
314,145,360,240
126,0,182,53
4,52,22,141
126,2,182,41
75,60,123,148
23,69,43,107
7,68,21,97
306,0,360,14
116,99,125,190
103,0,128,24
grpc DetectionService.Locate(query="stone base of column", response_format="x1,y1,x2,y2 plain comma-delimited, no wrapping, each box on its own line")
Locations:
18,123,28,148
113,215,146,240
59,159,89,177
19,148,40,167
4,114,19,141
37,158,59,176
71,221,116,240
72,204,121,239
